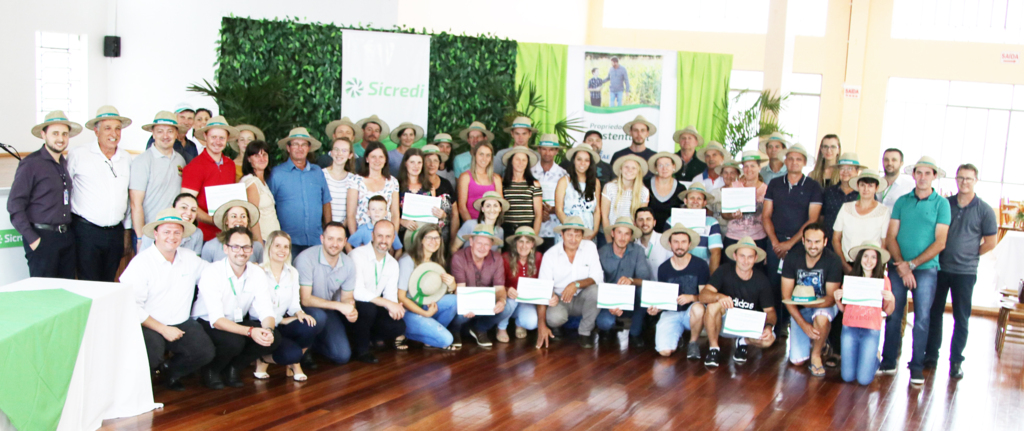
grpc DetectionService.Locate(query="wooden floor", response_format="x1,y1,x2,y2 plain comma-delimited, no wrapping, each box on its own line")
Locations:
102,313,1024,431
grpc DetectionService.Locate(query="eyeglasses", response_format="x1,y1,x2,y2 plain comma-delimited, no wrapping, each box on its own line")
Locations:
955,177,976,183
227,244,254,253
423,235,442,242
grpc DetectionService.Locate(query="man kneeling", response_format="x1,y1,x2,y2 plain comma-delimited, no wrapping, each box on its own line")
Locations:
781,223,842,377
651,224,710,359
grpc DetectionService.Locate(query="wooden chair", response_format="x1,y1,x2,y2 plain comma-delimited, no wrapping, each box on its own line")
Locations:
997,200,1024,242
996,288,1024,355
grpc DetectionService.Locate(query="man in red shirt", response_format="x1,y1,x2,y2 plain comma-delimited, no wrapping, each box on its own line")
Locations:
181,116,238,241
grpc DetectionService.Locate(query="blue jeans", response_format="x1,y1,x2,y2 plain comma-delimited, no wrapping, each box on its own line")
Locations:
498,301,539,331
303,306,351,364
654,308,695,352
788,306,837,364
451,298,518,333
881,266,938,372
273,317,325,365
404,294,458,348
926,271,977,364
595,285,645,337
610,91,624,106
841,326,882,385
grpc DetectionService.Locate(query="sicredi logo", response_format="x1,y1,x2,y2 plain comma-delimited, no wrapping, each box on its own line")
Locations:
346,77,426,99
0,229,23,249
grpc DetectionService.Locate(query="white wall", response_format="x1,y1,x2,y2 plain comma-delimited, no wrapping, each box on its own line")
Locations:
396,0,589,45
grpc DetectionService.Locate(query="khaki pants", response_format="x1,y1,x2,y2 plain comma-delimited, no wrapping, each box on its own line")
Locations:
546,286,599,336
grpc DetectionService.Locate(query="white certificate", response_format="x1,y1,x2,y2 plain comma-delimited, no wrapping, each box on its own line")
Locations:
457,287,495,315
842,276,884,308
597,283,636,310
671,208,707,235
205,183,247,217
516,277,554,305
401,194,442,224
541,187,556,205
722,308,768,338
640,280,678,311
721,187,757,213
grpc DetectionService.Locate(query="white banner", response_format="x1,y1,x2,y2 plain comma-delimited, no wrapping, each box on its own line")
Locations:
342,30,431,146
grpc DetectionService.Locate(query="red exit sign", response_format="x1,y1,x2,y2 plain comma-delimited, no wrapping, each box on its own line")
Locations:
1003,51,1020,64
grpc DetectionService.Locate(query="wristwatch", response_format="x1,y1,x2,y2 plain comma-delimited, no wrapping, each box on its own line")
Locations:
908,261,917,271
574,281,581,289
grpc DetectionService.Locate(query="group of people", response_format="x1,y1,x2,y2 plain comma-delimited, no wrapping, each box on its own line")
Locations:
8,107,996,392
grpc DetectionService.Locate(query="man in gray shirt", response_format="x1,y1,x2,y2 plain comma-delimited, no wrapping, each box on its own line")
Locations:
595,218,654,348
294,222,360,364
130,111,188,251
925,163,997,379
604,57,631,107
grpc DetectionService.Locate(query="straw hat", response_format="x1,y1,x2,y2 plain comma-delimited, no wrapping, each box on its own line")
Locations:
432,133,454,146
231,125,265,152
696,141,729,163
783,143,811,161
648,151,682,174
460,223,500,243
678,182,716,204
836,152,864,169
325,117,362,142
195,116,239,140
472,191,510,212
173,103,195,114
612,154,650,178
459,121,494,142
737,150,770,167
848,240,891,265
505,226,543,247
389,122,425,145
903,155,946,178
659,223,700,251
277,127,322,152
31,110,82,138
142,208,197,239
849,169,888,191
604,217,641,240
421,144,448,164
503,116,538,134
782,284,826,306
356,115,391,138
553,216,594,238
622,115,657,136
84,105,132,130
723,236,767,263
407,262,449,306
212,199,261,231
719,160,742,176
501,146,538,169
672,125,704,146
140,111,186,133
758,132,789,155
536,133,561,148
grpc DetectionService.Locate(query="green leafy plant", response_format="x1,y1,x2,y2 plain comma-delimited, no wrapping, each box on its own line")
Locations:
717,90,788,157
485,74,584,156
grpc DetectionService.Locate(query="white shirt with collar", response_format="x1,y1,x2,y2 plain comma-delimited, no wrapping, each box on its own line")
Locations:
349,244,399,302
192,258,275,326
254,263,302,324
538,238,604,295
68,142,132,227
121,245,208,326
531,162,568,238
876,174,916,209
636,231,672,282
691,169,726,192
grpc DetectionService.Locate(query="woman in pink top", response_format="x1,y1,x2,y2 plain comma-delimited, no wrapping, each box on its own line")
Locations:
834,241,896,385
721,151,769,263
458,142,503,221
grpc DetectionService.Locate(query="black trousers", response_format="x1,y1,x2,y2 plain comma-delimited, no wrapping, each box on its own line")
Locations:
72,215,124,282
23,228,76,279
142,319,215,380
348,301,406,356
197,319,281,374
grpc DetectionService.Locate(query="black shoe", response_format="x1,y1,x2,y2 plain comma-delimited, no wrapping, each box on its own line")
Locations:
469,328,492,347
550,327,564,340
910,369,925,385
355,352,379,364
164,378,186,392
705,348,721,367
223,366,244,388
201,368,225,390
579,333,596,349
923,358,938,369
301,350,318,370
629,336,646,349
686,342,701,360
599,329,615,343
733,344,748,363
950,362,964,379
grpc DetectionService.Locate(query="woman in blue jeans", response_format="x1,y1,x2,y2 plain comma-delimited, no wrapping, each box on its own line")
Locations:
396,225,460,349
833,242,895,385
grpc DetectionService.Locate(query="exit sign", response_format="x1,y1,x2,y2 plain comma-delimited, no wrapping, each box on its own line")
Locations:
1002,52,1019,64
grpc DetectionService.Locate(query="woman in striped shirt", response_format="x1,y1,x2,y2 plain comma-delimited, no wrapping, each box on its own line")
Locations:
501,147,543,242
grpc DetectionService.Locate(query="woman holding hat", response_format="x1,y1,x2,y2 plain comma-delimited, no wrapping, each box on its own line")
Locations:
458,142,503,222
556,144,602,241
646,152,686,232
241,140,280,243
324,138,359,225
676,183,723,273
232,125,264,181
819,152,864,244
388,123,425,176
501,147,543,237
398,148,447,239
720,151,770,264
397,225,460,349
453,191,507,251
501,227,545,340
602,155,650,244
809,134,843,187
200,200,264,264
833,241,895,385
347,142,401,238
832,170,891,273
422,144,459,245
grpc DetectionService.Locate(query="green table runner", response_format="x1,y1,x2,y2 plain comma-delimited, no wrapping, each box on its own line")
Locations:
0,289,92,431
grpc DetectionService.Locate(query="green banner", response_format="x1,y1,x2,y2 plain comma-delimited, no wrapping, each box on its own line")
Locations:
676,51,733,150
0,229,22,249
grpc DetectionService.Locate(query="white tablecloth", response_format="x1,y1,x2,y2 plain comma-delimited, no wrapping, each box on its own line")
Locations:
0,278,160,431
994,231,1024,291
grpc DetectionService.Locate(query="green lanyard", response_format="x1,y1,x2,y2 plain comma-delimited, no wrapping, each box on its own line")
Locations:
373,259,384,286
644,241,653,259
228,278,238,296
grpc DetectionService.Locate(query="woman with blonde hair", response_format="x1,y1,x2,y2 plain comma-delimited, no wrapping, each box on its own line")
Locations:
457,142,503,222
809,134,842,187
601,155,649,243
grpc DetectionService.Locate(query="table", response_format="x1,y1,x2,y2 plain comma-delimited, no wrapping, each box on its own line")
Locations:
0,279,160,431
994,231,1024,292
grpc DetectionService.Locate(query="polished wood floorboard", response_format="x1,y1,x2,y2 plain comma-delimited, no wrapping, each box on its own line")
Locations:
102,313,1024,431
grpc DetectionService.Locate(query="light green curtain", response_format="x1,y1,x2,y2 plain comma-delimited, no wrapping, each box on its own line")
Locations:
515,42,568,134
676,51,733,148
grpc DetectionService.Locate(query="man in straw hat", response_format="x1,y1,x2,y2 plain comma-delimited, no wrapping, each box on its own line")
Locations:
611,115,657,170
531,133,569,252
130,111,188,253
119,208,214,391
881,155,950,385
353,114,390,157
431,133,458,185
673,126,707,182
560,130,614,185
876,148,917,209
651,223,710,359
269,127,332,257
293,222,360,365
758,132,789,186
537,216,605,349
146,103,199,163
595,217,654,348
762,143,823,338
450,223,512,347
691,141,731,192
182,116,239,241
68,105,133,282
676,183,723,273
699,236,777,367
780,223,843,376
452,121,494,178
494,116,540,177
9,110,81,278
318,117,362,168
347,220,407,364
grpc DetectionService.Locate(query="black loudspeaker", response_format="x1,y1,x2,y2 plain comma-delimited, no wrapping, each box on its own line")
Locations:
104,36,120,58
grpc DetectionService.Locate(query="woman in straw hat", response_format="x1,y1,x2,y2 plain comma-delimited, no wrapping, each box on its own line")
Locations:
396,224,461,350
832,170,891,273
200,200,264,264
453,191,507,251
710,160,742,241
458,141,503,222
422,143,459,244
388,122,425,176
347,142,401,237
240,140,281,243
809,134,842,187
254,230,323,382
555,144,602,241
820,152,864,243
501,227,545,340
501,147,543,237
646,152,685,231
675,183,723,273
833,241,895,385
232,125,264,181
602,155,650,244
720,151,770,266
324,138,359,226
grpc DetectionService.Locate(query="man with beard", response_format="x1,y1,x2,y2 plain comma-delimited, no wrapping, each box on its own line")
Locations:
876,148,916,209
318,117,362,168
780,223,843,376
611,116,657,171
651,224,709,359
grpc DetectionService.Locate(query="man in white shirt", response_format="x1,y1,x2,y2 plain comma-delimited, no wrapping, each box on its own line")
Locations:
876,148,916,209
70,105,133,281
634,208,671,281
690,141,730,192
530,137,568,252
537,216,605,349
192,227,279,389
347,220,406,364
120,208,213,391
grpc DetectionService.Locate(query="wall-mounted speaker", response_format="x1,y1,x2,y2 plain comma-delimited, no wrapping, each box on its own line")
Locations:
104,36,120,58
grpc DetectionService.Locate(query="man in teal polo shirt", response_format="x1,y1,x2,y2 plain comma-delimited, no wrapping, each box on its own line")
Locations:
881,156,950,385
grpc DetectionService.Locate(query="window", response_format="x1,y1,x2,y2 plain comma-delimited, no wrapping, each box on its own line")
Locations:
727,70,822,168
881,77,1024,204
602,0,828,37
891,0,1024,44
35,32,88,125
